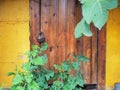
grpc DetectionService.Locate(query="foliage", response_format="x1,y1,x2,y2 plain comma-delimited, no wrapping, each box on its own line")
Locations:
51,55,88,90
74,0,118,38
8,43,88,90
8,43,51,90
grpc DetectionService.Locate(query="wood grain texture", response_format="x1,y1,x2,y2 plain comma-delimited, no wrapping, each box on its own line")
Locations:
49,0,58,68
30,0,106,89
30,0,40,46
91,24,98,84
83,36,92,83
98,26,106,90
66,0,77,61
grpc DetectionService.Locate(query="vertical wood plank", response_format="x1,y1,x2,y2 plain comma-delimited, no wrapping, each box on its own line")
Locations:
66,0,76,61
91,24,98,84
41,0,51,67
75,0,84,72
98,26,106,90
49,0,58,69
30,0,40,46
57,0,67,64
83,36,92,83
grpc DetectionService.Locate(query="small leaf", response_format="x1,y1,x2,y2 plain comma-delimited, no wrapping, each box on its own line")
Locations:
54,64,62,71
12,74,23,85
73,54,88,62
40,43,48,52
79,55,89,62
72,62,79,70
25,74,33,84
41,54,48,61
32,45,38,50
7,72,16,76
45,71,54,80
32,56,47,65
28,81,40,90
62,60,71,71
22,62,30,71
31,50,38,57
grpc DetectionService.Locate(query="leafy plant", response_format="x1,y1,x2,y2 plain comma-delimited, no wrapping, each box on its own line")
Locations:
8,43,53,90
50,55,88,90
75,0,118,38
8,43,88,90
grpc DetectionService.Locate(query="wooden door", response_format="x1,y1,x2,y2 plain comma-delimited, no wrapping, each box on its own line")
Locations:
30,0,106,89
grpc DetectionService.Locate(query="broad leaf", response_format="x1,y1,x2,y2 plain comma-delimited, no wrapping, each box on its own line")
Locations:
74,19,92,38
25,74,33,84
22,62,30,71
32,56,47,65
62,60,71,71
45,71,54,80
40,43,48,52
82,0,118,29
32,45,38,50
12,74,23,85
72,62,80,70
28,81,40,90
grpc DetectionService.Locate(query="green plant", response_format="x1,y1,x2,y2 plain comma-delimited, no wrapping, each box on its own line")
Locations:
50,55,88,90
8,43,88,90
74,0,118,38
8,43,54,90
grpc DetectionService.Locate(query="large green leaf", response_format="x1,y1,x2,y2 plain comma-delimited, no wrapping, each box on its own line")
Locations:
74,19,92,38
82,0,118,29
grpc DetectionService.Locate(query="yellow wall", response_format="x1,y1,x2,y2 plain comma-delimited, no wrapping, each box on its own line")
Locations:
106,4,120,89
0,0,29,87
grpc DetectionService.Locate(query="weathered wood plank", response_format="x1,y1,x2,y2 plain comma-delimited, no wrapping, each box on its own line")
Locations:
75,0,84,74
91,24,98,84
57,0,67,64
98,26,106,90
66,0,76,61
83,36,92,84
30,0,40,46
41,0,51,67
49,0,58,69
